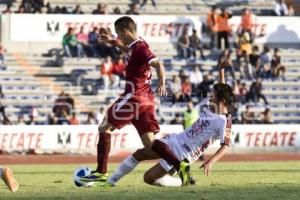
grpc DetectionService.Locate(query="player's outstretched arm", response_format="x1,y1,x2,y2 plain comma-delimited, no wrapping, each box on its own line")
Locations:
200,144,228,176
150,60,167,96
99,34,130,53
218,58,230,84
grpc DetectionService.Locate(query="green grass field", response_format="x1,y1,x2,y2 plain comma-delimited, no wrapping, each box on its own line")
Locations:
1,161,300,200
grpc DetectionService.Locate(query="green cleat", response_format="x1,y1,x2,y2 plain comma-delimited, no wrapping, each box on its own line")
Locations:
178,161,191,186
94,181,114,188
80,171,108,182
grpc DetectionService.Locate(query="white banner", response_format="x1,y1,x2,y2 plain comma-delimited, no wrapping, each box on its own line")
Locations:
0,125,300,155
9,14,300,44
0,125,183,155
10,14,200,43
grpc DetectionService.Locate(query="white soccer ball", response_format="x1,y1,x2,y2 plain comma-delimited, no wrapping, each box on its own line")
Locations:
73,166,94,187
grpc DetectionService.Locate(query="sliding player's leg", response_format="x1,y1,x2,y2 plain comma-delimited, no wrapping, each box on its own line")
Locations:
143,163,182,187
151,139,191,186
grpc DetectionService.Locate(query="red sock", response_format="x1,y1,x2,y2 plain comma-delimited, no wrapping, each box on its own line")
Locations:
96,132,111,174
152,139,181,171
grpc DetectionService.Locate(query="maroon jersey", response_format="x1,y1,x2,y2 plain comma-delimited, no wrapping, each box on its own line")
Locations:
124,39,157,97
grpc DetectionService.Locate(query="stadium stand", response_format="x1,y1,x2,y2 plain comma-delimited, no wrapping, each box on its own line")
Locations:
1,0,297,16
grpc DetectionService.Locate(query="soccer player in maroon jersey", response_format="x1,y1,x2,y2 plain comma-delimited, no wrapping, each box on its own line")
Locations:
81,16,167,182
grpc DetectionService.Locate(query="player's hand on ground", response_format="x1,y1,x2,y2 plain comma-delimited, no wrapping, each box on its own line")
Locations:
219,58,231,69
200,160,213,176
156,86,167,96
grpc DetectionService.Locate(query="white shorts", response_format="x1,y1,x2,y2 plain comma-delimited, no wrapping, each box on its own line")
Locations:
158,135,192,173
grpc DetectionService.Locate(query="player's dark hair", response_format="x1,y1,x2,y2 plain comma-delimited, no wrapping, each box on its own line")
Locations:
114,16,136,33
213,83,235,107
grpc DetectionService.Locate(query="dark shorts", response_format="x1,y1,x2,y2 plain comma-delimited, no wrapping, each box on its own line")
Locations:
106,94,160,136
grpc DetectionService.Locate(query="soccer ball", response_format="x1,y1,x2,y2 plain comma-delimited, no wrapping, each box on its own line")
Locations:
73,166,94,187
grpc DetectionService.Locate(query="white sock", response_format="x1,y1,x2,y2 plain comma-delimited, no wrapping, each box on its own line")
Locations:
153,175,182,187
107,155,139,185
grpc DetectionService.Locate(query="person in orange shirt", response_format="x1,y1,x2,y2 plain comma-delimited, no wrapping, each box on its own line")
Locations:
100,56,113,90
206,6,218,49
69,112,79,125
216,8,232,49
240,8,254,43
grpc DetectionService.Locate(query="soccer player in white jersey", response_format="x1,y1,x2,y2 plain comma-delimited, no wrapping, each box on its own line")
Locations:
97,60,233,187
0,166,19,192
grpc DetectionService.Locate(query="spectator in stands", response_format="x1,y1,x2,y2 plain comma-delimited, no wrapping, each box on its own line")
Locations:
169,74,182,103
274,0,288,16
237,31,252,57
47,113,57,125
69,112,79,125
62,27,81,57
233,80,247,104
178,69,187,83
112,55,126,79
60,6,70,14
181,76,192,101
76,26,89,57
189,65,203,92
0,44,5,65
249,45,261,78
73,4,84,14
183,100,198,129
236,31,252,79
45,2,53,13
140,0,157,9
287,3,294,16
177,29,190,59
53,91,73,119
218,49,235,80
271,48,286,80
113,7,122,14
15,5,25,13
112,56,126,87
83,112,98,125
53,6,61,14
92,3,107,14
189,29,205,60
238,82,248,104
56,109,70,125
246,77,269,105
2,116,12,125
260,108,273,124
216,7,232,49
100,56,113,90
0,84,5,118
26,107,39,125
126,3,140,15
64,93,75,113
240,8,254,43
206,6,218,49
197,73,214,99
88,27,99,57
259,46,272,79
96,107,105,124
241,105,255,124
170,113,182,125
2,4,13,14
16,114,26,125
